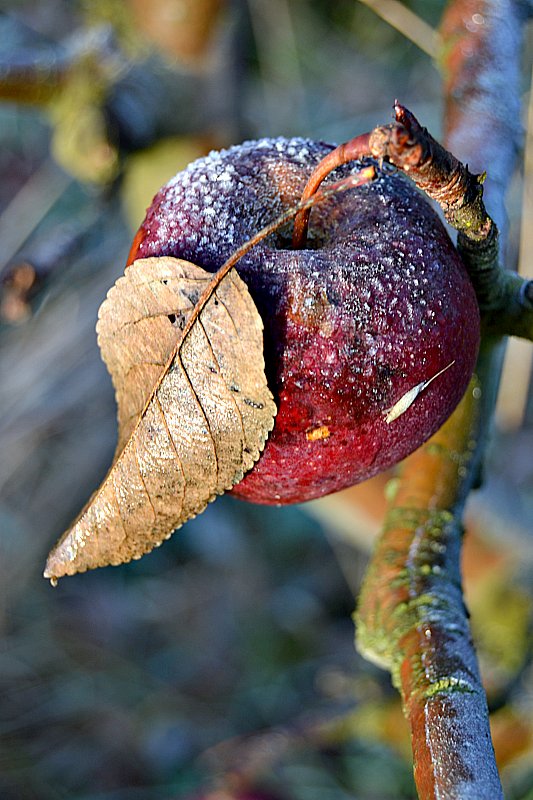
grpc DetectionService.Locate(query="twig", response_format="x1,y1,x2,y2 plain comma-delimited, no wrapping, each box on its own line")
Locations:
370,103,492,239
292,103,493,249
355,0,526,797
292,103,533,337
369,103,533,328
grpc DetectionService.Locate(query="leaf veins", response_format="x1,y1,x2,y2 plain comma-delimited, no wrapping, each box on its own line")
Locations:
44,257,276,582
44,172,374,583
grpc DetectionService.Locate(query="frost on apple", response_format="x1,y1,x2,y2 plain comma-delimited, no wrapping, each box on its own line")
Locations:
129,137,480,504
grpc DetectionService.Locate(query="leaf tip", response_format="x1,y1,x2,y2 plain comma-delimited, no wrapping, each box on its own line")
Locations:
43,563,59,586
44,533,85,582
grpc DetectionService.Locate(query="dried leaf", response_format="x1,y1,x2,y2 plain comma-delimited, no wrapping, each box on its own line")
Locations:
44,257,276,581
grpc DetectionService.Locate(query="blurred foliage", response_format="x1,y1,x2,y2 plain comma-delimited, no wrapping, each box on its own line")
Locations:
1,1,533,798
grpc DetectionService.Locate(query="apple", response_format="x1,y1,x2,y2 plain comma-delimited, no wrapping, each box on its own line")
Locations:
126,137,480,504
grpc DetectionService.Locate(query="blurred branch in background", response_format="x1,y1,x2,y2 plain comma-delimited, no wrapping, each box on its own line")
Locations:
0,1,241,183
0,160,72,321
0,0,240,321
497,65,533,429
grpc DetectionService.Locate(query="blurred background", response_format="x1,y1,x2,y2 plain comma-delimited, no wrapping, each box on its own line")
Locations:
1,1,533,798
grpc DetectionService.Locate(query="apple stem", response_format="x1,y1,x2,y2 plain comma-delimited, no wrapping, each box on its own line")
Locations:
292,132,372,249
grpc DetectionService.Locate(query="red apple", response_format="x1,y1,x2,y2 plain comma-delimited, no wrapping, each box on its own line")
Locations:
126,137,480,504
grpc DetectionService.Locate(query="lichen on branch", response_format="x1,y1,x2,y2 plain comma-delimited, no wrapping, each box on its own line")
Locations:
353,1,528,797
356,381,503,798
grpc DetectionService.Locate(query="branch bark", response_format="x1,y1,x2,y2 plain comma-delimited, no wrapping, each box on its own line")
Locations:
370,104,533,336
355,381,504,798
355,1,526,797
292,102,533,339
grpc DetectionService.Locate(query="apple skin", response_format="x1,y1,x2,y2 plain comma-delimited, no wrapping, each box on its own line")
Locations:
127,137,480,504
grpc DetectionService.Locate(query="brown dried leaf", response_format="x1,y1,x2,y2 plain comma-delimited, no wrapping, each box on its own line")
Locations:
44,257,276,582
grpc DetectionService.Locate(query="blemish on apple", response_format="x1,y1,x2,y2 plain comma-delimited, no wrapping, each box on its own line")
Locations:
306,425,331,442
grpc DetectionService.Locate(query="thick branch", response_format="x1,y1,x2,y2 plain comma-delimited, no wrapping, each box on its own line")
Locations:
356,381,502,798
355,1,525,797
440,0,522,237
459,230,533,337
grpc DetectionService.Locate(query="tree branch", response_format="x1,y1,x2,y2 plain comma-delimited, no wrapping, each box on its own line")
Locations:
355,1,526,797
291,101,533,339
355,381,504,797
369,103,533,336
